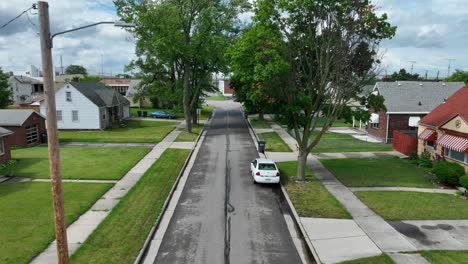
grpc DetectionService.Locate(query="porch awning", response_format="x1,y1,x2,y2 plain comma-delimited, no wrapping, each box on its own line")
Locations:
370,113,379,123
437,134,468,152
418,128,436,141
408,116,421,127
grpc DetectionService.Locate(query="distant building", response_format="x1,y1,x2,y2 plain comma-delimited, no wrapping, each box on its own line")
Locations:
7,75,44,105
101,77,141,95
218,79,234,96
125,80,152,108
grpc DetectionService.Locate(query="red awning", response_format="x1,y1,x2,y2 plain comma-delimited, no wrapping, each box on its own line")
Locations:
418,128,436,141
437,134,468,152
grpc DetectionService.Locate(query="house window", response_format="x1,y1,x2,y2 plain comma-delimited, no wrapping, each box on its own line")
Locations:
72,110,79,122
444,148,468,164
0,137,4,155
66,92,72,102
371,122,380,129
57,110,62,121
426,141,435,148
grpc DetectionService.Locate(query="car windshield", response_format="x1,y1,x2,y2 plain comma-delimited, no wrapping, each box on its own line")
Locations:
258,163,276,170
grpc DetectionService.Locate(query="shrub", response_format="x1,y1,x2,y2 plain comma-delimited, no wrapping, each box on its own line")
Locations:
418,152,433,168
409,152,419,161
432,161,465,186
0,160,17,176
460,175,468,191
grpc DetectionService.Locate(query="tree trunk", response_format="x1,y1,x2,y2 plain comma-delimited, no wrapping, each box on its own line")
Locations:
296,149,308,181
258,111,264,120
183,61,192,133
192,108,198,126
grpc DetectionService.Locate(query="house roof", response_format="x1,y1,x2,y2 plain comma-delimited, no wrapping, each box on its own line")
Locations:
0,127,13,137
69,82,130,107
9,75,42,84
419,86,468,127
375,81,464,113
125,79,142,97
0,109,46,126
359,85,375,97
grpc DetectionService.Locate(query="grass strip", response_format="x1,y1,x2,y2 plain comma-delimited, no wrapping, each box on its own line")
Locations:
71,148,190,264
355,191,468,220
277,161,351,219
175,124,203,142
320,157,434,188
200,105,215,120
258,132,293,152
420,250,468,264
10,146,150,180
0,182,112,264
249,118,271,129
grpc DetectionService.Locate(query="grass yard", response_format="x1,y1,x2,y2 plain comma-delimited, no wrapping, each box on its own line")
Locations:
339,254,395,264
258,132,293,152
249,117,271,129
0,182,112,264
10,146,150,180
70,149,190,264
355,191,468,220
175,124,203,142
59,120,176,143
320,157,434,188
421,250,468,264
206,93,226,101
277,161,351,219
310,132,392,153
315,117,353,127
200,105,215,120
130,108,184,119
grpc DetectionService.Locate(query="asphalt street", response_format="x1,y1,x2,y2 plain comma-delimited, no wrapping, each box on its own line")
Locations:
154,100,302,264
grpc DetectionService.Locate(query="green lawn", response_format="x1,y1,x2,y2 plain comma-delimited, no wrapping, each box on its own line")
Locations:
315,117,353,127
310,132,392,153
130,108,184,119
355,191,468,220
277,161,351,219
421,250,468,264
206,93,226,101
320,157,434,188
249,117,271,129
339,254,395,264
10,146,150,180
200,105,215,120
175,124,203,142
0,182,112,264
70,149,190,264
258,132,293,152
59,120,176,143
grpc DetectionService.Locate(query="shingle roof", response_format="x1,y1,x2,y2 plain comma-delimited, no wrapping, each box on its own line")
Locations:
419,87,468,127
9,75,42,84
69,82,130,107
375,81,464,113
0,127,13,137
359,85,375,97
0,110,46,126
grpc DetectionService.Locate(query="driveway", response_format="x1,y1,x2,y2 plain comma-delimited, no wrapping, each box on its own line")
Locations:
153,100,302,264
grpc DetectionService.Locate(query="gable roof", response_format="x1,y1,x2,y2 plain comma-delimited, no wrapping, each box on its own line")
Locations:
375,81,464,113
0,109,46,126
0,127,13,137
68,82,130,107
419,86,468,127
8,75,42,84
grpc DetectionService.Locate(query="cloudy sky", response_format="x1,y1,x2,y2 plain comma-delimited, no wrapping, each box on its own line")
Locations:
1,0,467,78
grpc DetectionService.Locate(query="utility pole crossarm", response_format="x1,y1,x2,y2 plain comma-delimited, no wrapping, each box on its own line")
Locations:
49,22,114,48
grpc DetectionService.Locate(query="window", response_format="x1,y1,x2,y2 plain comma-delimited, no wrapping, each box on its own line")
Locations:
445,148,468,164
0,137,4,155
258,163,277,170
66,92,72,102
72,110,79,122
371,122,380,129
102,110,106,120
426,141,435,148
57,110,62,121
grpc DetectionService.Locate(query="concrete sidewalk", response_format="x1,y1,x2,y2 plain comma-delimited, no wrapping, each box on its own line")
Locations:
31,123,188,264
59,142,155,147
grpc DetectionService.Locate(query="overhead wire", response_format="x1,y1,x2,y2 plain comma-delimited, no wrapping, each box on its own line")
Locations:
0,5,35,31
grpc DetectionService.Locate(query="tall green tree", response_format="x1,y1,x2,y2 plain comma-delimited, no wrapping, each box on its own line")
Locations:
0,68,13,108
236,0,396,181
115,0,249,132
446,69,468,85
382,68,420,81
65,65,88,75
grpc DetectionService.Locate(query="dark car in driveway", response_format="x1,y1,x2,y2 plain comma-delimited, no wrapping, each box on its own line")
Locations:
150,111,177,119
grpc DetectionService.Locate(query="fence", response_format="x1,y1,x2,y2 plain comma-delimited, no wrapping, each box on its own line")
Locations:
392,130,418,156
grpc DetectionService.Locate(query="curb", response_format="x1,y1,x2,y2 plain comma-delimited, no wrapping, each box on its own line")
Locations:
243,113,320,264
134,114,211,264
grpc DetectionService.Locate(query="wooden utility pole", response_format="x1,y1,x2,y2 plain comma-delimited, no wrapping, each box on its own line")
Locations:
37,1,69,263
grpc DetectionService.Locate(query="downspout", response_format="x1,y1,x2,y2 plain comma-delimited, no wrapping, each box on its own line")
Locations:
385,113,390,143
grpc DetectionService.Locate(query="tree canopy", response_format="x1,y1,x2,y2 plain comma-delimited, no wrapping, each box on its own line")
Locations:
65,65,88,75
0,68,13,108
446,69,468,85
382,68,420,82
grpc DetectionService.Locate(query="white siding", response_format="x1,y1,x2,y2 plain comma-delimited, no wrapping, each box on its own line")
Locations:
123,105,130,119
40,84,101,129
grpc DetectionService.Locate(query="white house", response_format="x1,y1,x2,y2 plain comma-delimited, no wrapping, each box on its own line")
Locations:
8,75,44,105
39,82,130,130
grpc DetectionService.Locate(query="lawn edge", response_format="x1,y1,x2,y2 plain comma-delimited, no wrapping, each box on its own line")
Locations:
133,111,211,263
245,114,320,264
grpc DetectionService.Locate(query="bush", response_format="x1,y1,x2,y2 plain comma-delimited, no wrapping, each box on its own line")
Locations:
460,175,468,191
409,152,419,161
418,152,433,168
0,160,17,176
432,161,465,186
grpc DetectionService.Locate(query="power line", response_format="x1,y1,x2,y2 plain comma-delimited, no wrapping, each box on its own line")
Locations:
0,4,35,31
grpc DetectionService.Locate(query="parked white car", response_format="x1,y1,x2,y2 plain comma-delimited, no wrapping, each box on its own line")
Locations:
250,158,280,184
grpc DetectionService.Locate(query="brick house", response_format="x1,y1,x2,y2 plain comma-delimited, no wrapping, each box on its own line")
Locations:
418,87,468,173
218,79,234,96
367,81,464,143
0,127,14,164
0,110,47,147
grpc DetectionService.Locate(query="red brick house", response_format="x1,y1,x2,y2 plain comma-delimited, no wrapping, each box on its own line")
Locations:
418,87,468,172
0,110,46,147
0,127,13,164
367,81,464,143
218,79,234,96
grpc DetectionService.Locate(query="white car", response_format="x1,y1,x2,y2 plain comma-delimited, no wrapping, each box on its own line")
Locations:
250,158,281,184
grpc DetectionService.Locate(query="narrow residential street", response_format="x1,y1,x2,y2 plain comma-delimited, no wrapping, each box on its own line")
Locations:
154,100,302,264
